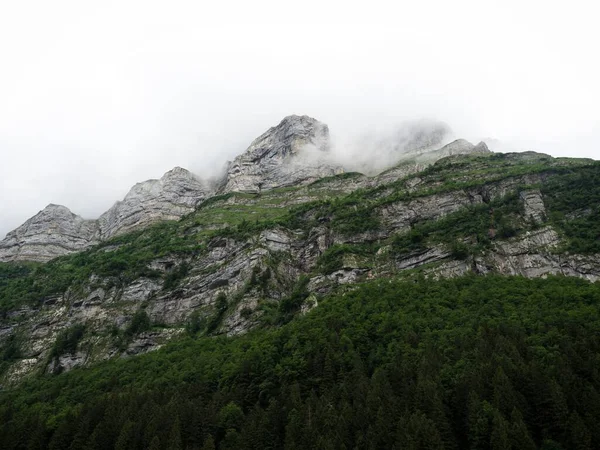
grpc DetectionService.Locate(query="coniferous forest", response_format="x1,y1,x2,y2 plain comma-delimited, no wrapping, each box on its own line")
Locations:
2,274,600,449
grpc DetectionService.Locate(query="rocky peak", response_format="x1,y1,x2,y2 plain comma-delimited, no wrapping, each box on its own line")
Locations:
98,167,210,239
221,115,342,193
39,204,71,215
439,139,476,154
0,204,99,263
161,166,197,182
473,141,490,153
253,114,330,158
394,120,452,154
409,138,492,164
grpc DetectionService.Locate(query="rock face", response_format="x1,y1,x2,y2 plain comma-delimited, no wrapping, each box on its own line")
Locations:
98,167,210,239
0,204,99,263
0,168,211,261
0,115,487,262
520,189,546,224
409,139,491,163
222,115,343,193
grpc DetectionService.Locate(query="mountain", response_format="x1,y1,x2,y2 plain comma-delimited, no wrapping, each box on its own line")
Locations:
1,140,597,378
221,115,343,193
1,115,600,449
98,166,211,239
0,204,99,263
0,115,479,262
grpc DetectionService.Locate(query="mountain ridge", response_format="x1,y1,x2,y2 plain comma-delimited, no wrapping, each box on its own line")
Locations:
1,144,599,383
0,115,490,262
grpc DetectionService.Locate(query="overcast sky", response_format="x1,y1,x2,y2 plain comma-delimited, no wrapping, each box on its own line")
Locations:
1,0,599,238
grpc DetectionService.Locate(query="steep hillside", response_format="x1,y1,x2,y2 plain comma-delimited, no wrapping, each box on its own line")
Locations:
1,148,599,384
2,275,600,449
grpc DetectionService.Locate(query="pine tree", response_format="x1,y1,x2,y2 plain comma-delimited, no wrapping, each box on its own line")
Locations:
167,418,183,450
490,412,511,450
565,411,592,450
148,436,161,450
492,366,519,417
26,421,47,450
546,379,569,437
69,416,91,450
114,421,135,450
467,395,492,450
48,418,76,450
509,408,536,450
395,411,444,450
220,429,241,450
200,435,215,450
240,404,268,450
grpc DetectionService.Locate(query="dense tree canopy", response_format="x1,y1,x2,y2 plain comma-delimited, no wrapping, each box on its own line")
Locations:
2,274,600,449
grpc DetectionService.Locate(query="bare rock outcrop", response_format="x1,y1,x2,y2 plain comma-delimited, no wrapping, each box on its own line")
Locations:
411,139,491,163
0,167,212,261
520,189,546,224
0,204,99,262
99,167,210,239
222,115,344,194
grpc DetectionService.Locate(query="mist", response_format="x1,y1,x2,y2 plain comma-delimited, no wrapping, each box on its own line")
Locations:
1,0,599,239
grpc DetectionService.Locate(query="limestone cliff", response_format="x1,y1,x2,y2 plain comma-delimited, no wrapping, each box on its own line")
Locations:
98,167,210,239
0,205,99,263
221,115,343,193
0,167,211,261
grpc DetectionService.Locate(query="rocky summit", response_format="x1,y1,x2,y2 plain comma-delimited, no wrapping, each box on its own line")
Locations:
98,166,211,239
0,115,469,262
221,115,344,193
0,204,99,263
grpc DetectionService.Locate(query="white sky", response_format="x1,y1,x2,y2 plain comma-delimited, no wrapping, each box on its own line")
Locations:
1,0,599,238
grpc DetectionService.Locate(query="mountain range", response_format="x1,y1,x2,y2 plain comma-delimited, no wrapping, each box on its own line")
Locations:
1,114,600,449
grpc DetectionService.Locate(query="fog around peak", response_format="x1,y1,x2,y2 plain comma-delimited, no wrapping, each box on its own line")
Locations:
0,0,599,239
327,119,454,175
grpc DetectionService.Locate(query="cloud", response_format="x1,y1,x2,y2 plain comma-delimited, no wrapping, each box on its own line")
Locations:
327,119,454,175
0,0,599,238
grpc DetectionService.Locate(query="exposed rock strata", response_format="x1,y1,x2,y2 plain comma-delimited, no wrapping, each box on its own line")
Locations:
99,166,210,239
0,204,99,263
0,168,211,262
4,175,600,382
222,115,343,193
0,116,490,262
520,189,546,224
